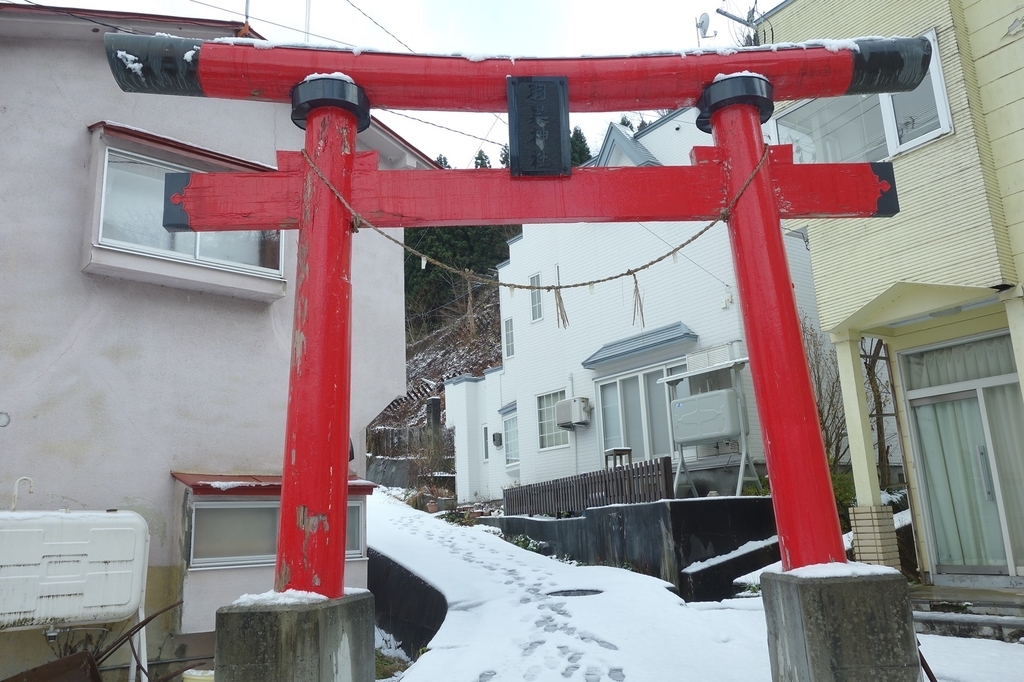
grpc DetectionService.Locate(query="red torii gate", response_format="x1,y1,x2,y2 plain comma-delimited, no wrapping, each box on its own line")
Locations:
105,34,930,598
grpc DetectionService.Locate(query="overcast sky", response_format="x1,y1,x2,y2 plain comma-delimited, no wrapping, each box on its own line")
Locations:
23,0,785,166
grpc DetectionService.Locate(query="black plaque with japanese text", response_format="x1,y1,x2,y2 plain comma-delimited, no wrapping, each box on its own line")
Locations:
506,76,571,177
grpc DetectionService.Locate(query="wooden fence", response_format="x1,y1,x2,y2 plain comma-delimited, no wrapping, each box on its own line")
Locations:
503,456,674,517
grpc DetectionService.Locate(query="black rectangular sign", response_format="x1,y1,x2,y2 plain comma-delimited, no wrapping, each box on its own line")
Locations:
506,76,572,177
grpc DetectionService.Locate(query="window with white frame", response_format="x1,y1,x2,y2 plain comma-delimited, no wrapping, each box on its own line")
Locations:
190,500,279,568
504,415,520,465
537,390,569,449
773,30,950,163
85,123,286,302
482,425,490,461
346,500,365,559
598,365,683,460
101,150,282,274
530,274,543,321
189,499,365,567
504,318,515,357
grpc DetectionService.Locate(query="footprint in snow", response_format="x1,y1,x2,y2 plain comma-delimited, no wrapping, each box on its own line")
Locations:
562,665,580,678
584,667,603,682
478,672,497,682
521,640,545,656
608,669,626,681
523,665,542,681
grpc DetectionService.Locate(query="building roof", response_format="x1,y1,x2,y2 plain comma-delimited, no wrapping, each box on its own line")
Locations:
0,2,264,39
581,322,698,369
594,123,662,167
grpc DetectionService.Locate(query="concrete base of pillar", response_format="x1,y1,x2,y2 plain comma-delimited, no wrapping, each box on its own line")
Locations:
850,505,901,568
214,591,375,682
761,570,920,682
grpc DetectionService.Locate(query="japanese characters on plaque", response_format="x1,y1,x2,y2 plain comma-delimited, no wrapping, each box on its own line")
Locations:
506,76,571,177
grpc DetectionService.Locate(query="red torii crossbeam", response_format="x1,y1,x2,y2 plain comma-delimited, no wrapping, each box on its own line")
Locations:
106,34,930,596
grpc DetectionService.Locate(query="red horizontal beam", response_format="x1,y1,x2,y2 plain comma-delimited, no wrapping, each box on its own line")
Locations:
107,34,931,114
165,148,895,231
196,44,857,112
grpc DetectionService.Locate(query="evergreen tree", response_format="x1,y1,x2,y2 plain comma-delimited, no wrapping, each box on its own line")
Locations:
569,126,592,166
405,150,518,338
637,116,650,132
619,114,635,132
499,144,510,168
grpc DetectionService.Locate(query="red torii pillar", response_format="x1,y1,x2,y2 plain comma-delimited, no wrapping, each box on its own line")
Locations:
105,35,929,596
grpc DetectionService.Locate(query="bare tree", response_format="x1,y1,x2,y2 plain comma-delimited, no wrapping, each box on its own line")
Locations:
861,338,899,489
801,316,848,471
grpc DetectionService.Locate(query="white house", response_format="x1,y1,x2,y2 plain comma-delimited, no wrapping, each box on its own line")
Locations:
0,4,430,675
445,109,820,504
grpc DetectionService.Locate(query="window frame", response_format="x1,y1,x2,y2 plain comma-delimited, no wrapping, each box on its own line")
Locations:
537,389,570,450
84,122,287,302
503,317,515,358
530,274,543,322
504,415,520,466
769,30,951,163
596,361,685,462
482,425,490,461
345,499,367,560
189,499,280,569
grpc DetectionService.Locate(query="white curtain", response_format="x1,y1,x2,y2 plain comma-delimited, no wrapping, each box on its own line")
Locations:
985,383,1024,570
913,397,1007,568
905,335,1017,390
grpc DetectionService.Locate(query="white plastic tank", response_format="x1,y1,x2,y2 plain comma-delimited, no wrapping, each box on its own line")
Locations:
0,509,149,630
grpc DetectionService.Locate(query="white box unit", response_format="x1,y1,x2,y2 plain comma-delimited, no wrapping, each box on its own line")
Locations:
555,397,590,430
671,388,746,446
0,510,149,630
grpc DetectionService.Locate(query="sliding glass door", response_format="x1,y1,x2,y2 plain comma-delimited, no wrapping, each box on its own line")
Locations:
905,334,1024,576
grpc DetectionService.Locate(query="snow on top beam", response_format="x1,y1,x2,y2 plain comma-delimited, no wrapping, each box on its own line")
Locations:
104,33,931,113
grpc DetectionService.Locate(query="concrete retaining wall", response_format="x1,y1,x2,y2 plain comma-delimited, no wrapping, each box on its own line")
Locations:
481,497,777,600
367,548,447,658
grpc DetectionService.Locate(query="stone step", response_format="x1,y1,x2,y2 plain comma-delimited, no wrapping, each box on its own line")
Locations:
913,610,1024,643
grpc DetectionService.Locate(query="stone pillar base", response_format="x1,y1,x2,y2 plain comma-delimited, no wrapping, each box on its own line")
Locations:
761,570,919,682
215,591,374,682
850,505,900,568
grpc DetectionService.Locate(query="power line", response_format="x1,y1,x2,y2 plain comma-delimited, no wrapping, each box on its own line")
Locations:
380,109,506,147
637,222,731,288
188,0,357,47
344,0,413,52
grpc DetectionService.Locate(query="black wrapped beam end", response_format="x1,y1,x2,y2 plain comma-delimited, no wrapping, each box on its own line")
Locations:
871,162,900,217
847,36,932,95
291,77,371,132
695,75,774,134
163,173,193,232
104,33,204,96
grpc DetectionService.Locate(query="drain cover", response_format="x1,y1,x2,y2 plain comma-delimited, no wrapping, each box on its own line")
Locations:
547,589,602,597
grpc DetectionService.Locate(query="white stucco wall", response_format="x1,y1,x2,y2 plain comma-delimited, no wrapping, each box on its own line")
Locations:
0,14,407,572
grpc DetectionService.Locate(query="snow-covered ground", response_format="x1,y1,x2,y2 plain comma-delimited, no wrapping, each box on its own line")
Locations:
368,494,1024,681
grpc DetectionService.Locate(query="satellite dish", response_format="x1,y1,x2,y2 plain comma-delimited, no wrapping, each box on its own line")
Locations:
697,13,711,38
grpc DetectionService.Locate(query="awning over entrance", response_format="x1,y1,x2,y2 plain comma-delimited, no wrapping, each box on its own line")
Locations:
581,322,698,370
830,281,1000,335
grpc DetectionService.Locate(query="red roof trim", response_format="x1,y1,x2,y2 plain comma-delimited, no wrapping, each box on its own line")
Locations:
171,472,375,496
0,3,266,40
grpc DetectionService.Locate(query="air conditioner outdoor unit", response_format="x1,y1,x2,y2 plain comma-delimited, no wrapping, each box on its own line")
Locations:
555,397,590,430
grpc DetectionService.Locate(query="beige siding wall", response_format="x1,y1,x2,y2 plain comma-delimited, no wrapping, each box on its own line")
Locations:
963,0,1024,276
767,0,1013,332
